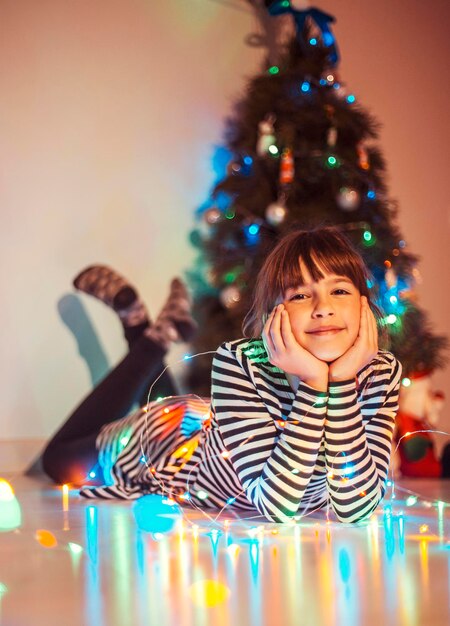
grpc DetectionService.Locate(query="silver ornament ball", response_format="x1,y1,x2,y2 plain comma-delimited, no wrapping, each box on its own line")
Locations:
337,187,360,211
203,207,222,225
220,285,241,309
265,201,287,226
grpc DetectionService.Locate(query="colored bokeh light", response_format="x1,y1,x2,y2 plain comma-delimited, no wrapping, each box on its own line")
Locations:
35,529,58,548
188,580,230,607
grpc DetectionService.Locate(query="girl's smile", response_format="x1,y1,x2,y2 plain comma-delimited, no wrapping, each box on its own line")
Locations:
282,260,361,363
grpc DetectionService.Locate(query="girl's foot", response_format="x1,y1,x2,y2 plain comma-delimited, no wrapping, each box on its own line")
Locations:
144,278,197,349
73,264,149,329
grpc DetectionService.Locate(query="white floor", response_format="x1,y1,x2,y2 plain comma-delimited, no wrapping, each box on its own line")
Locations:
1,473,449,626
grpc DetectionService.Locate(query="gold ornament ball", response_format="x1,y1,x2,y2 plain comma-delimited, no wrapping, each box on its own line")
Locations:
220,286,241,309
265,201,287,226
337,187,360,211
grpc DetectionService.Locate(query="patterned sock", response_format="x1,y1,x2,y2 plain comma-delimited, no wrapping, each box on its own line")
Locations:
144,278,197,349
73,264,149,328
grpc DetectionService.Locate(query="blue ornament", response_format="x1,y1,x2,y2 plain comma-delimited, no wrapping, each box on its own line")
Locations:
132,495,182,535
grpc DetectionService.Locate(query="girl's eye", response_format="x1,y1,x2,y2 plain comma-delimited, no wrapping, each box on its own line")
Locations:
289,293,308,301
333,289,350,295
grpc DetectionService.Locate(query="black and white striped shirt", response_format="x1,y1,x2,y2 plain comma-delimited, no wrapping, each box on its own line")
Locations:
80,338,402,524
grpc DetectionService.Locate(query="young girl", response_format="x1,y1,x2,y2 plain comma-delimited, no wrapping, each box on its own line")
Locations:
43,226,402,524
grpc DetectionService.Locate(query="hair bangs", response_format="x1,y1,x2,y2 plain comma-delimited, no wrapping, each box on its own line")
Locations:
276,243,326,298
309,237,366,291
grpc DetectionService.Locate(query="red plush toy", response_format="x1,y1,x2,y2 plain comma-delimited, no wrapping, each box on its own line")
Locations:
394,370,445,478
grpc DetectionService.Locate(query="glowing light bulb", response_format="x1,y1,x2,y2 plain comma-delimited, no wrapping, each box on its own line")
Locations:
420,524,429,533
221,450,230,458
301,81,311,92
183,354,192,360
268,65,279,75
386,314,397,324
243,156,253,165
406,496,417,506
0,479,22,531
309,38,317,45
0,480,14,501
363,230,372,242
140,456,146,463
227,497,236,505
402,378,411,387
248,223,260,236
197,490,208,500
35,529,57,548
120,436,130,447
268,145,279,155
346,94,356,103
367,190,376,199
227,543,239,556
68,542,83,554
88,471,96,479
390,295,398,305
327,156,337,166
62,484,69,512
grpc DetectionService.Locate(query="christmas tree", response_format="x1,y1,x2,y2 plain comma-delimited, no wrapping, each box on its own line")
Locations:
185,2,447,396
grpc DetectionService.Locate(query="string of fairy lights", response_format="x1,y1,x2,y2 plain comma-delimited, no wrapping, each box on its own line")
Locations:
77,350,450,533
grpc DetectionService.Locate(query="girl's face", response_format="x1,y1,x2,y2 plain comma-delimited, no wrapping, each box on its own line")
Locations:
282,259,362,362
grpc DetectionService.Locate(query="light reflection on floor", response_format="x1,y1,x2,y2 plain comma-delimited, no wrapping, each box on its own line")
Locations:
0,476,449,626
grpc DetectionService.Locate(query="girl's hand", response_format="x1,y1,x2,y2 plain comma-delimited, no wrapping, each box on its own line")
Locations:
328,296,378,382
262,304,329,391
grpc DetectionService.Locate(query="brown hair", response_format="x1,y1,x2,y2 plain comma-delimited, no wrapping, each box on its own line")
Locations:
243,226,388,347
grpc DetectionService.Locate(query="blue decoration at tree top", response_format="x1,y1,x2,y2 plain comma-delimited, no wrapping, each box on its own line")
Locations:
264,2,340,66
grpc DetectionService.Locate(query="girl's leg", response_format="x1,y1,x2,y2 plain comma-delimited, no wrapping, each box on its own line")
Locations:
43,271,197,484
42,335,169,484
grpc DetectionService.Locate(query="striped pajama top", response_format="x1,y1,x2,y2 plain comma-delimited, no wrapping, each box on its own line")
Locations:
80,337,402,523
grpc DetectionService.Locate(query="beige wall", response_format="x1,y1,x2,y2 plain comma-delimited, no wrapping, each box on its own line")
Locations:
0,1,448,449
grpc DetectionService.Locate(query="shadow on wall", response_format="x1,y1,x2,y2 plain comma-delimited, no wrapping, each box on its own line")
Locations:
25,294,110,476
57,294,110,386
